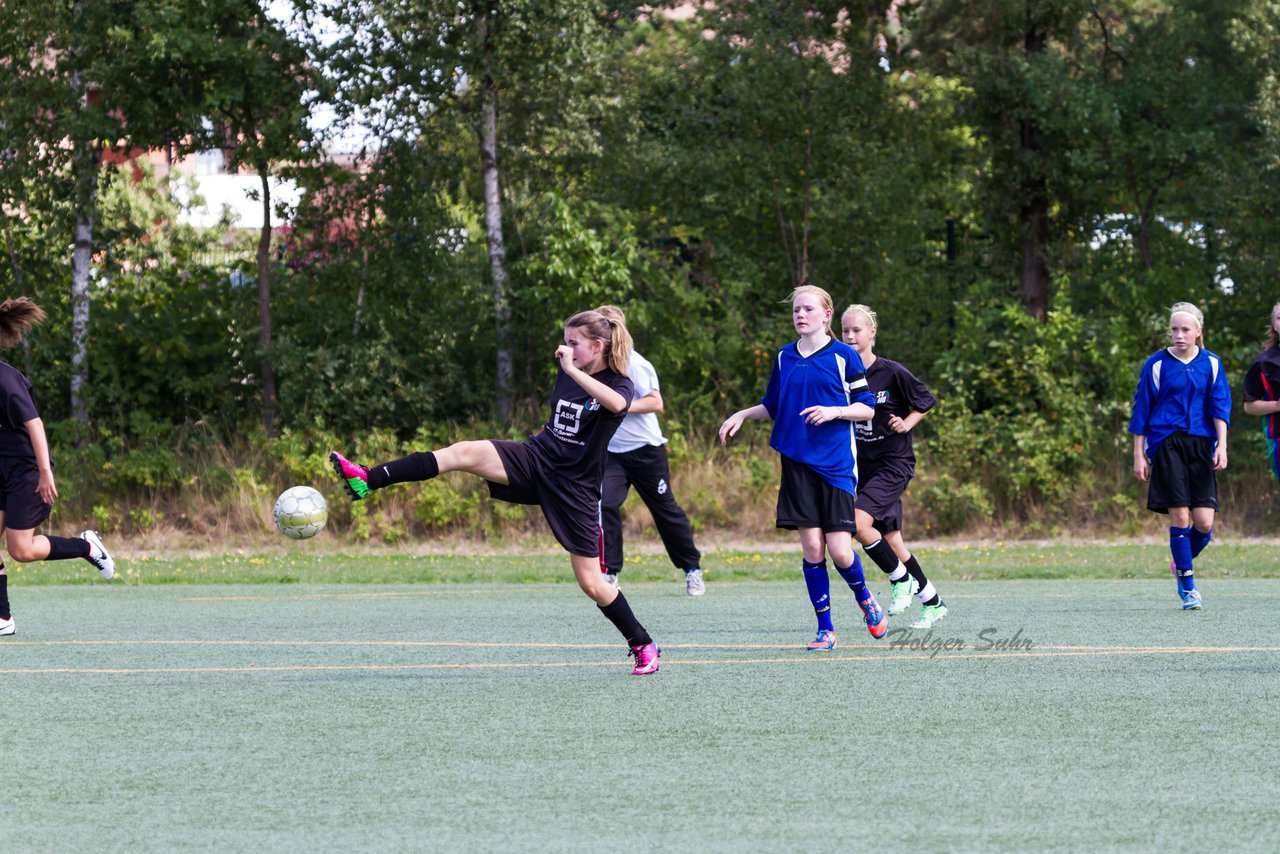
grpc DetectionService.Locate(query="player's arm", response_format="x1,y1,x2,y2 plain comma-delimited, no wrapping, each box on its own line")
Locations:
719,404,770,445
1132,434,1149,482
556,347,629,413
888,409,927,434
23,416,57,504
1243,399,1280,415
1213,417,1228,471
629,390,663,415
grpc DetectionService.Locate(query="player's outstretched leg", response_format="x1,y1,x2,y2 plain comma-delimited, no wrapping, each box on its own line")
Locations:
80,530,115,580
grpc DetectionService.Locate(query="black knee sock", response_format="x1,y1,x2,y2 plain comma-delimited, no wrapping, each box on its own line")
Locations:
905,555,940,606
0,570,9,620
863,538,902,577
599,591,652,648
367,452,439,490
46,536,90,561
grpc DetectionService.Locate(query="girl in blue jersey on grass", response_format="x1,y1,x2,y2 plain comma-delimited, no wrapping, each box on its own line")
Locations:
719,285,886,650
1129,302,1231,611
330,310,661,675
1242,301,1280,483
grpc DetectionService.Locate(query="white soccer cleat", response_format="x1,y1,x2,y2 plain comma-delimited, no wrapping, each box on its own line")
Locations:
81,530,115,580
685,568,706,596
887,577,919,615
0,616,14,636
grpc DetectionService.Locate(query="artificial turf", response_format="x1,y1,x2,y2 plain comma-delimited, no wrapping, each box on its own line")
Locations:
3,574,1278,852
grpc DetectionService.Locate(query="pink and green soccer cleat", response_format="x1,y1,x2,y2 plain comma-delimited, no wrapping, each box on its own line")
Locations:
330,451,371,500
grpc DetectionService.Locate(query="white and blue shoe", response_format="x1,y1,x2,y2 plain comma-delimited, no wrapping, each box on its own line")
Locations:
1179,587,1202,610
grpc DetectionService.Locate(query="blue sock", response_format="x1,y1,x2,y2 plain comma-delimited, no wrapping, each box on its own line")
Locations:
1170,526,1193,592
1190,527,1212,560
802,559,834,632
834,553,870,600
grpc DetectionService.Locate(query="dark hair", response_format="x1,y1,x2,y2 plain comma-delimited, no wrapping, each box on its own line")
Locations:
566,309,631,375
0,296,46,348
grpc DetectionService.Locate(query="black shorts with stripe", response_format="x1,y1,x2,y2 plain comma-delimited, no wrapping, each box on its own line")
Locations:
1147,431,1217,513
487,439,603,557
776,455,857,533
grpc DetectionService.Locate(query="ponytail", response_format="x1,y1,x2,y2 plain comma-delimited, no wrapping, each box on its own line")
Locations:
0,297,46,348
565,309,631,375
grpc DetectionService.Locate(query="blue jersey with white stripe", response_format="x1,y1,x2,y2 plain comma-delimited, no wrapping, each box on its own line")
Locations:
761,338,877,496
1128,347,1232,457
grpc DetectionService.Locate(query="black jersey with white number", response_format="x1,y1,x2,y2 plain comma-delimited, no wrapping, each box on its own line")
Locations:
0,361,38,457
855,357,936,465
529,366,634,487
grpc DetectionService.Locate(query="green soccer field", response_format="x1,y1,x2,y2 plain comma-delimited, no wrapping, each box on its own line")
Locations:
3,571,1279,852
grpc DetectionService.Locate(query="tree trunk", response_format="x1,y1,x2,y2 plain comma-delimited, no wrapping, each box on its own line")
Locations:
69,117,100,431
1018,21,1049,321
478,4,514,422
257,166,278,436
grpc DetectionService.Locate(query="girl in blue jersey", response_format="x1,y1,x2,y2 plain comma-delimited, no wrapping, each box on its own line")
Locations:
1129,302,1231,611
1242,302,1280,483
719,285,886,649
330,310,661,675
840,304,947,629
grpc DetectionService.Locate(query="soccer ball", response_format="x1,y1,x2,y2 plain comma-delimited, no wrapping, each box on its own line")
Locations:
274,486,328,540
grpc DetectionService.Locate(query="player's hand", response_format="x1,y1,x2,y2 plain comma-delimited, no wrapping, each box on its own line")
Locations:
554,345,574,370
801,405,838,425
887,415,909,433
1133,457,1150,482
1214,446,1228,471
36,469,57,505
719,413,744,445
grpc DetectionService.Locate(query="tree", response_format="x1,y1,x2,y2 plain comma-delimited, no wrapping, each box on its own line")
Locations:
311,0,618,422
200,2,318,436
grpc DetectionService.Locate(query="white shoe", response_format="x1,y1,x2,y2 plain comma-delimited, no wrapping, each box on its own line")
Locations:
81,530,115,580
601,572,619,589
685,568,706,596
0,616,14,636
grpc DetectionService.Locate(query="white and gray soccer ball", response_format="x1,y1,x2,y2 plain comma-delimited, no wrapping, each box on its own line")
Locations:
273,486,328,540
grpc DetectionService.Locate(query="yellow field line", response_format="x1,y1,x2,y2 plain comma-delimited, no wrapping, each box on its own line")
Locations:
1,644,1278,674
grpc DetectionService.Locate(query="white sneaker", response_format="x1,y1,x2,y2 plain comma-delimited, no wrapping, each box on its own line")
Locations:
601,572,619,589
81,530,115,580
0,616,14,636
685,568,706,596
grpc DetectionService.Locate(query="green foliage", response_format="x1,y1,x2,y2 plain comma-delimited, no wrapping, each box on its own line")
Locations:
928,297,1124,510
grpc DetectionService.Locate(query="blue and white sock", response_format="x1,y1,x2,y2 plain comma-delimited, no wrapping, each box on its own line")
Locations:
802,559,834,632
834,553,870,600
1170,526,1193,592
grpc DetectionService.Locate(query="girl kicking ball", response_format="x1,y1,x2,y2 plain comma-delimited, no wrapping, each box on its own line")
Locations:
330,310,661,675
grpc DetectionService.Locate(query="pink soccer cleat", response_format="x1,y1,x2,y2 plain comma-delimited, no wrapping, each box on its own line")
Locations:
630,642,660,675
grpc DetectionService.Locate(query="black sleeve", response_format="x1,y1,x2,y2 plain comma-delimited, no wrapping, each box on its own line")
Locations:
1243,360,1266,402
900,365,937,414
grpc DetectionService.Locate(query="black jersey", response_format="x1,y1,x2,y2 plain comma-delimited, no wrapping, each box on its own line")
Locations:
1243,345,1280,439
854,356,936,464
528,366,634,487
0,361,38,457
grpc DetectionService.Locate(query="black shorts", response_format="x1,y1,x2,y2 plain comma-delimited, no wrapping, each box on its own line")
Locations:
776,456,857,533
1147,432,1217,513
487,440,603,557
0,455,52,530
854,457,914,532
